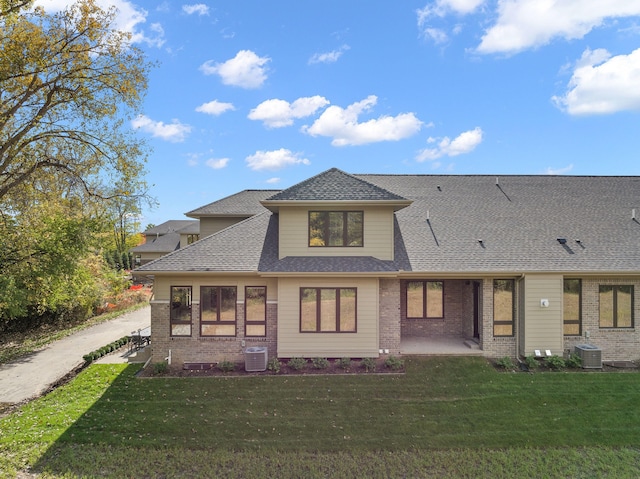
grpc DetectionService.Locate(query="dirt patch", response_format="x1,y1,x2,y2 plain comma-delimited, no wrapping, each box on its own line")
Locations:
139,357,404,378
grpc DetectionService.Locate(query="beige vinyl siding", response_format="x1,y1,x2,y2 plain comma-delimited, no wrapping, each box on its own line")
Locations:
199,216,249,238
277,277,379,358
522,274,563,356
153,275,277,302
278,206,394,260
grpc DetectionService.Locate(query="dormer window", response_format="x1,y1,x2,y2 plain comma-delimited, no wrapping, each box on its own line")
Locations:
309,211,363,247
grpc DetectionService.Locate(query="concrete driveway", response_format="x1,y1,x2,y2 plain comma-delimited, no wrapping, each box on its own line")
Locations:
0,306,150,405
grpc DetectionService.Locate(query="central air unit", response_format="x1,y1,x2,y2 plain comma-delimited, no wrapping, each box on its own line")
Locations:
575,344,602,369
244,346,268,372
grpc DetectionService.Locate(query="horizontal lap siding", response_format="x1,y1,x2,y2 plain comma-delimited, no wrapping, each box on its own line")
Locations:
523,274,563,355
277,277,379,358
278,206,394,260
199,216,248,238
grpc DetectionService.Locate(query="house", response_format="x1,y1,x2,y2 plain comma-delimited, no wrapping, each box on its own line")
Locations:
131,220,199,266
135,168,640,365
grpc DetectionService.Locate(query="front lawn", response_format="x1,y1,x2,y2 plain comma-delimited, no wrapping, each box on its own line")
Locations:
2,357,640,478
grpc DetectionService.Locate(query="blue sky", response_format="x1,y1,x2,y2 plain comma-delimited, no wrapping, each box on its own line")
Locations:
36,1,640,227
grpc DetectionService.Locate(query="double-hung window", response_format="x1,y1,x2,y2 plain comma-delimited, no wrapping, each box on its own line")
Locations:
245,286,267,337
201,286,237,336
300,287,357,332
170,286,192,336
309,211,363,247
599,285,634,328
563,279,581,335
493,279,514,337
406,281,444,319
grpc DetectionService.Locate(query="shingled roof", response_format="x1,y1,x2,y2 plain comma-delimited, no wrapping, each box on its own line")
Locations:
265,168,407,202
186,190,277,217
136,171,640,275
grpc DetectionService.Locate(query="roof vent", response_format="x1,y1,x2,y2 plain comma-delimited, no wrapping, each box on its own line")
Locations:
557,238,567,245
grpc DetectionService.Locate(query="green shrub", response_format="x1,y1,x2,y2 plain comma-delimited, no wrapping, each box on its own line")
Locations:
338,357,352,370
524,355,538,370
566,353,582,369
312,357,329,369
218,360,235,373
83,354,93,364
384,355,404,371
360,357,376,372
496,356,515,370
287,357,307,371
153,362,168,375
545,355,566,371
267,357,281,374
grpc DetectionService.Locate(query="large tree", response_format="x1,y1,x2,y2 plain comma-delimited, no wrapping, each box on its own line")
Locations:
0,0,151,204
0,0,153,325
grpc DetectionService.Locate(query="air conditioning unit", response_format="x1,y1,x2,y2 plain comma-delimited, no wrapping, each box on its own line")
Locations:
575,344,602,369
244,346,268,372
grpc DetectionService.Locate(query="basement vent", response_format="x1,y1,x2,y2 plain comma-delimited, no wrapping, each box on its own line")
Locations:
244,346,268,372
575,344,602,369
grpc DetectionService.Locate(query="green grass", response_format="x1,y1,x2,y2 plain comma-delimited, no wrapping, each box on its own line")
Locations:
2,357,640,478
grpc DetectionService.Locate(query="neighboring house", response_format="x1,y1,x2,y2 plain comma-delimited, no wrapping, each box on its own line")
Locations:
136,168,640,365
131,220,199,266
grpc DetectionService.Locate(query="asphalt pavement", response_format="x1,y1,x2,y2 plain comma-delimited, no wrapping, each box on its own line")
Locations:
0,306,150,405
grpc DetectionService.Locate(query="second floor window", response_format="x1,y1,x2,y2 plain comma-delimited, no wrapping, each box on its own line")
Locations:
309,211,363,247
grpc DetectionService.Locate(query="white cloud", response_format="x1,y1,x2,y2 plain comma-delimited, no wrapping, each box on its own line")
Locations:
416,127,483,161
182,4,209,15
545,164,574,175
200,50,270,89
248,96,330,128
195,100,235,116
477,1,640,55
131,115,191,142
552,48,640,115
245,149,310,171
303,96,423,146
35,0,166,48
417,0,484,42
266,177,281,184
205,158,229,169
308,45,350,64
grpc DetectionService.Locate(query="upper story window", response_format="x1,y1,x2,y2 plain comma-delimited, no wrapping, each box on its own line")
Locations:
309,211,363,247
187,234,200,244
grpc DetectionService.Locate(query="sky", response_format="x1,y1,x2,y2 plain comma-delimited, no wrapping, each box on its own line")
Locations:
34,0,640,227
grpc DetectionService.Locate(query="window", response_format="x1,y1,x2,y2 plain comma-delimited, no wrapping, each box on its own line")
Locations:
245,286,267,337
187,234,200,244
170,286,192,336
309,211,363,247
563,279,581,335
493,279,514,336
300,287,357,332
200,286,237,336
406,281,444,319
599,285,634,328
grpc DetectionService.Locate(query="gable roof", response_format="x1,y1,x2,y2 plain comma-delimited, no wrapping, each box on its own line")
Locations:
131,231,181,254
264,168,407,202
142,220,198,236
186,190,277,218
136,172,640,275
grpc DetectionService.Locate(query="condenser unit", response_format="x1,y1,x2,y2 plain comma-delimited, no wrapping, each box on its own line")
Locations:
244,346,268,372
575,344,602,369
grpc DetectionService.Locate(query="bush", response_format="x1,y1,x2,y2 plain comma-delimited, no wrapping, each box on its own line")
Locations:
267,357,281,374
384,356,404,371
338,357,352,370
153,362,168,375
312,357,329,369
287,357,307,371
496,356,515,370
566,353,582,369
218,360,235,373
360,357,376,372
544,355,566,371
524,355,538,370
